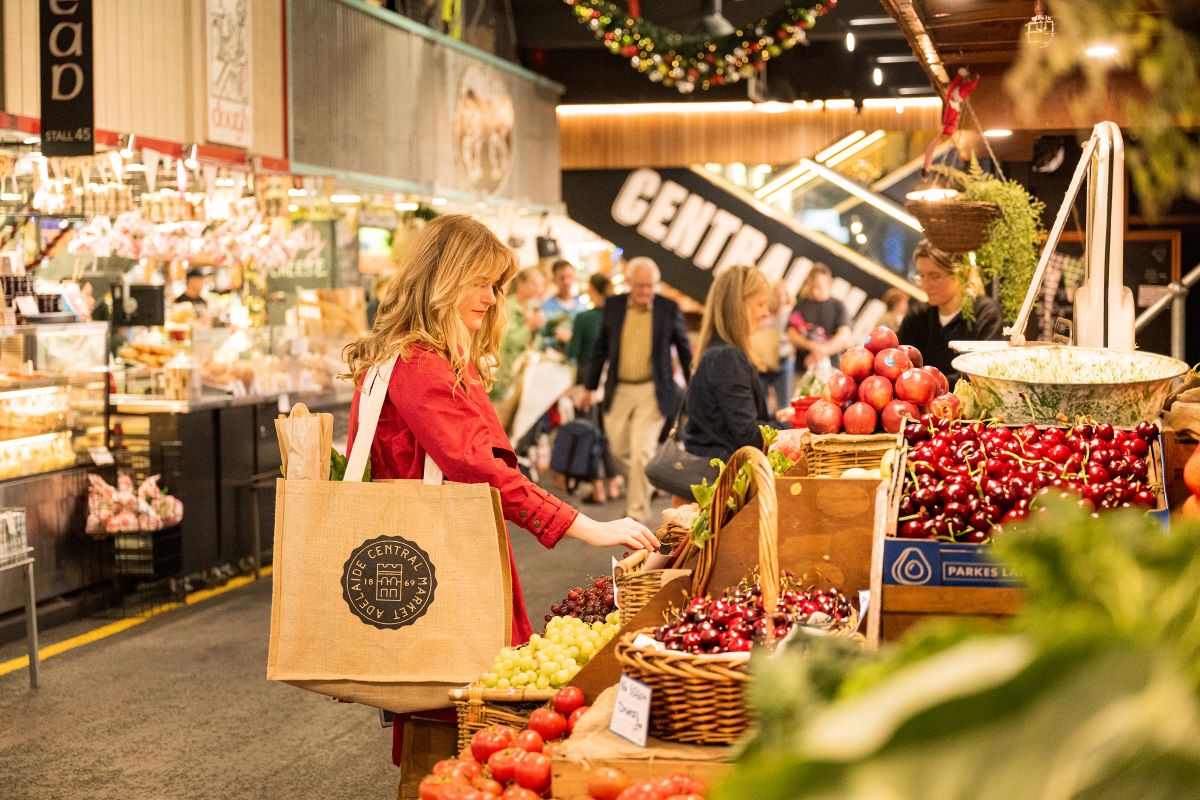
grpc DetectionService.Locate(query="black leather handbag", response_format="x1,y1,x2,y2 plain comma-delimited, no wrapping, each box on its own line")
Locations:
645,402,718,500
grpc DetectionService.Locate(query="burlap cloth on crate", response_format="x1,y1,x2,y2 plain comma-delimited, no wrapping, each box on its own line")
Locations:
1163,371,1200,438
556,685,735,764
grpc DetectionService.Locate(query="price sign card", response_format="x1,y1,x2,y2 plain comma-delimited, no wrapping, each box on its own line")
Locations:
88,446,114,466
609,674,652,746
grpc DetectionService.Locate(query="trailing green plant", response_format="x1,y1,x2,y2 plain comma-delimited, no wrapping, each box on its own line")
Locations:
931,160,1046,325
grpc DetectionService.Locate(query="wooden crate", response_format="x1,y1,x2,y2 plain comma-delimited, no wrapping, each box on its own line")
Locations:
552,756,734,800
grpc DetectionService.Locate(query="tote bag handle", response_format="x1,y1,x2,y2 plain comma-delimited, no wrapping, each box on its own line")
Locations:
344,355,443,486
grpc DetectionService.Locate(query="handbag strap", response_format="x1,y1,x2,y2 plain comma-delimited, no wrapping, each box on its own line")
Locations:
665,394,688,440
345,354,443,486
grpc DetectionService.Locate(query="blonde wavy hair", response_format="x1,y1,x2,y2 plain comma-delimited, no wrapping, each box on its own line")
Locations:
344,214,518,390
696,265,770,369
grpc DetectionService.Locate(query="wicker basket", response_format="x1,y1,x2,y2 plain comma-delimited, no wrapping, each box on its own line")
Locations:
797,431,902,477
613,548,692,628
614,447,777,745
906,198,1000,253
449,685,555,752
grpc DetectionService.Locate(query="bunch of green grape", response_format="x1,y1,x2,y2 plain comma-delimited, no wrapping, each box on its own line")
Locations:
478,611,620,691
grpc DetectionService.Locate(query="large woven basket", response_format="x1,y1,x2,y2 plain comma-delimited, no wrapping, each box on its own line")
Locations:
449,685,555,752
798,431,901,477
906,198,1000,253
613,548,692,627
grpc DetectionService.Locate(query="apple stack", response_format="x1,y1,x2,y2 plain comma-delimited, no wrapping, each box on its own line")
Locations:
802,326,961,436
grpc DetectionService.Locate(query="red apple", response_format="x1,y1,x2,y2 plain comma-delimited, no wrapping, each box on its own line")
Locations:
840,346,875,382
805,399,843,434
823,372,858,404
873,348,913,382
881,400,920,434
858,375,894,412
894,368,937,406
864,326,899,354
900,345,924,368
842,402,878,435
929,392,963,421
923,366,950,396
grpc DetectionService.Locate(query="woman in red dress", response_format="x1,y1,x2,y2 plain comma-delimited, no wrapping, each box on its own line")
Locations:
344,215,658,759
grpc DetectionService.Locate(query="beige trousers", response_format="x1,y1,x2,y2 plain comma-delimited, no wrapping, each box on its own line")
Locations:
605,381,664,523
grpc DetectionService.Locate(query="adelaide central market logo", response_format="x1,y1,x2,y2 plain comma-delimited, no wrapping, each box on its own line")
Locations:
342,536,437,629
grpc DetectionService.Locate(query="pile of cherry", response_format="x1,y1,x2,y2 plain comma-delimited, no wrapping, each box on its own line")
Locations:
652,577,853,655
897,416,1162,543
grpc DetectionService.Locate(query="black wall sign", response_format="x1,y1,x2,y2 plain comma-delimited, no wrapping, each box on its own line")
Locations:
39,0,94,157
563,168,920,327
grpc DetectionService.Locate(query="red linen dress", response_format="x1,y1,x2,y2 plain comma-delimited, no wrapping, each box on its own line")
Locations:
346,345,579,762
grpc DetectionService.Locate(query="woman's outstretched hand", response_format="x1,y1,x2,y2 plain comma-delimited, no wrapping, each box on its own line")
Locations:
566,514,659,551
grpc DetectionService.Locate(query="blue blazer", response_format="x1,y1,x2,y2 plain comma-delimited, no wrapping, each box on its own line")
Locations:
584,294,693,418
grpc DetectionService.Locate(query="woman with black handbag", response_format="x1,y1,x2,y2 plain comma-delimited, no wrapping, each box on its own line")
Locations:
646,266,780,498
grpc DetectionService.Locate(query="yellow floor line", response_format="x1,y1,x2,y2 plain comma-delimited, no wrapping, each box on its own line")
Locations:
0,565,272,678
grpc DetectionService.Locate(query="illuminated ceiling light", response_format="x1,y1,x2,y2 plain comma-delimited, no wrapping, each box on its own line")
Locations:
815,131,867,162
849,218,863,235
801,159,922,230
1025,0,1055,48
287,188,308,197
557,101,754,116
855,233,868,245
395,201,419,211
848,16,895,27
825,130,886,166
330,194,362,204
754,163,813,198
876,55,918,64
756,101,791,114
872,67,883,86
1085,43,1118,58
845,32,856,52
0,192,23,202
431,197,449,207
984,129,1013,138
287,204,299,212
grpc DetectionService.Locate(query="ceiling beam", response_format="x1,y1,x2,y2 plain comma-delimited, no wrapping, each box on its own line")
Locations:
877,0,950,90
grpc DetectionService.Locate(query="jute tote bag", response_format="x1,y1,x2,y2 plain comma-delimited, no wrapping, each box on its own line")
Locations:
267,355,512,712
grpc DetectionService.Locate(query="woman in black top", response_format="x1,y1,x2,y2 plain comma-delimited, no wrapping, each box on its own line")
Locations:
683,266,777,462
898,240,1005,383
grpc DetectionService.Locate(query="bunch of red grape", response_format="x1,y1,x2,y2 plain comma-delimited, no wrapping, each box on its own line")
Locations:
546,576,616,624
653,579,853,655
898,416,1161,543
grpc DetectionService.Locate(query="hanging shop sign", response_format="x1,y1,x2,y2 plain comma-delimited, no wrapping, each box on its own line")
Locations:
563,167,919,327
453,65,516,195
39,0,95,157
206,0,253,148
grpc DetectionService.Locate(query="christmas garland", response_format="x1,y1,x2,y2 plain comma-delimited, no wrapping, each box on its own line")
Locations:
562,0,837,93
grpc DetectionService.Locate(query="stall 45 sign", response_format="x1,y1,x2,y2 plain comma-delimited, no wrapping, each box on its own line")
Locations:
39,0,94,157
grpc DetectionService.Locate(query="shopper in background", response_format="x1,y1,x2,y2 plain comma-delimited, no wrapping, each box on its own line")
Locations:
580,257,692,524
568,273,620,505
751,280,797,412
490,266,547,426
541,259,585,352
898,239,1004,382
683,266,778,463
878,287,911,332
788,263,851,370
343,215,656,767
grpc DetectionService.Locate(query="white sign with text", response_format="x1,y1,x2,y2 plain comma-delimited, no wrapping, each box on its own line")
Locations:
609,674,652,747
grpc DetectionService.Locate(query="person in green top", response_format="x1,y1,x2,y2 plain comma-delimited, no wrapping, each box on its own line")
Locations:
568,272,621,504
567,272,612,381
490,267,547,425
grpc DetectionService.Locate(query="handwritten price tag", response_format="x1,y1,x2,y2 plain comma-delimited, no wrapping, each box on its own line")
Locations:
609,674,651,747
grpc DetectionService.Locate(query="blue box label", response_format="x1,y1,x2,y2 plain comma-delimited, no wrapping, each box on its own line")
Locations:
883,539,1022,588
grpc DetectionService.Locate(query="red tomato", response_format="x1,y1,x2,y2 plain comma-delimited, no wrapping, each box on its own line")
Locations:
512,729,544,753
664,794,705,800
587,766,631,800
514,752,552,793
542,741,559,759
459,746,478,762
486,747,525,784
668,773,707,795
471,726,515,763
473,777,504,796
567,705,590,734
501,787,541,800
433,760,462,777
527,708,568,741
455,761,484,780
615,781,664,800
552,686,586,717
419,776,465,800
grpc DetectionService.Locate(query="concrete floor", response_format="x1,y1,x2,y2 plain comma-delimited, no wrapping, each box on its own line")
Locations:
0,483,666,800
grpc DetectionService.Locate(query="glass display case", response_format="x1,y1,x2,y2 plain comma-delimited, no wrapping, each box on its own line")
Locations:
0,323,109,479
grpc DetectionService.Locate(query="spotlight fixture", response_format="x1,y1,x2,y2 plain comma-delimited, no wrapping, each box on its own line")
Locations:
1085,43,1119,58
1025,0,1055,48
872,67,883,86
845,32,856,52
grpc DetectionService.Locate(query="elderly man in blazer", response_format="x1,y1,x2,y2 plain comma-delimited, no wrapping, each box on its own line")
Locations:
580,257,692,523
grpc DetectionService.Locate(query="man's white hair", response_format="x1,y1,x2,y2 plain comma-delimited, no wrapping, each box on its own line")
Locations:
626,257,661,282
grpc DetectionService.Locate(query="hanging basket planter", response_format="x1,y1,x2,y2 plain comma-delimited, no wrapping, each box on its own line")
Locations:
905,198,1001,254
